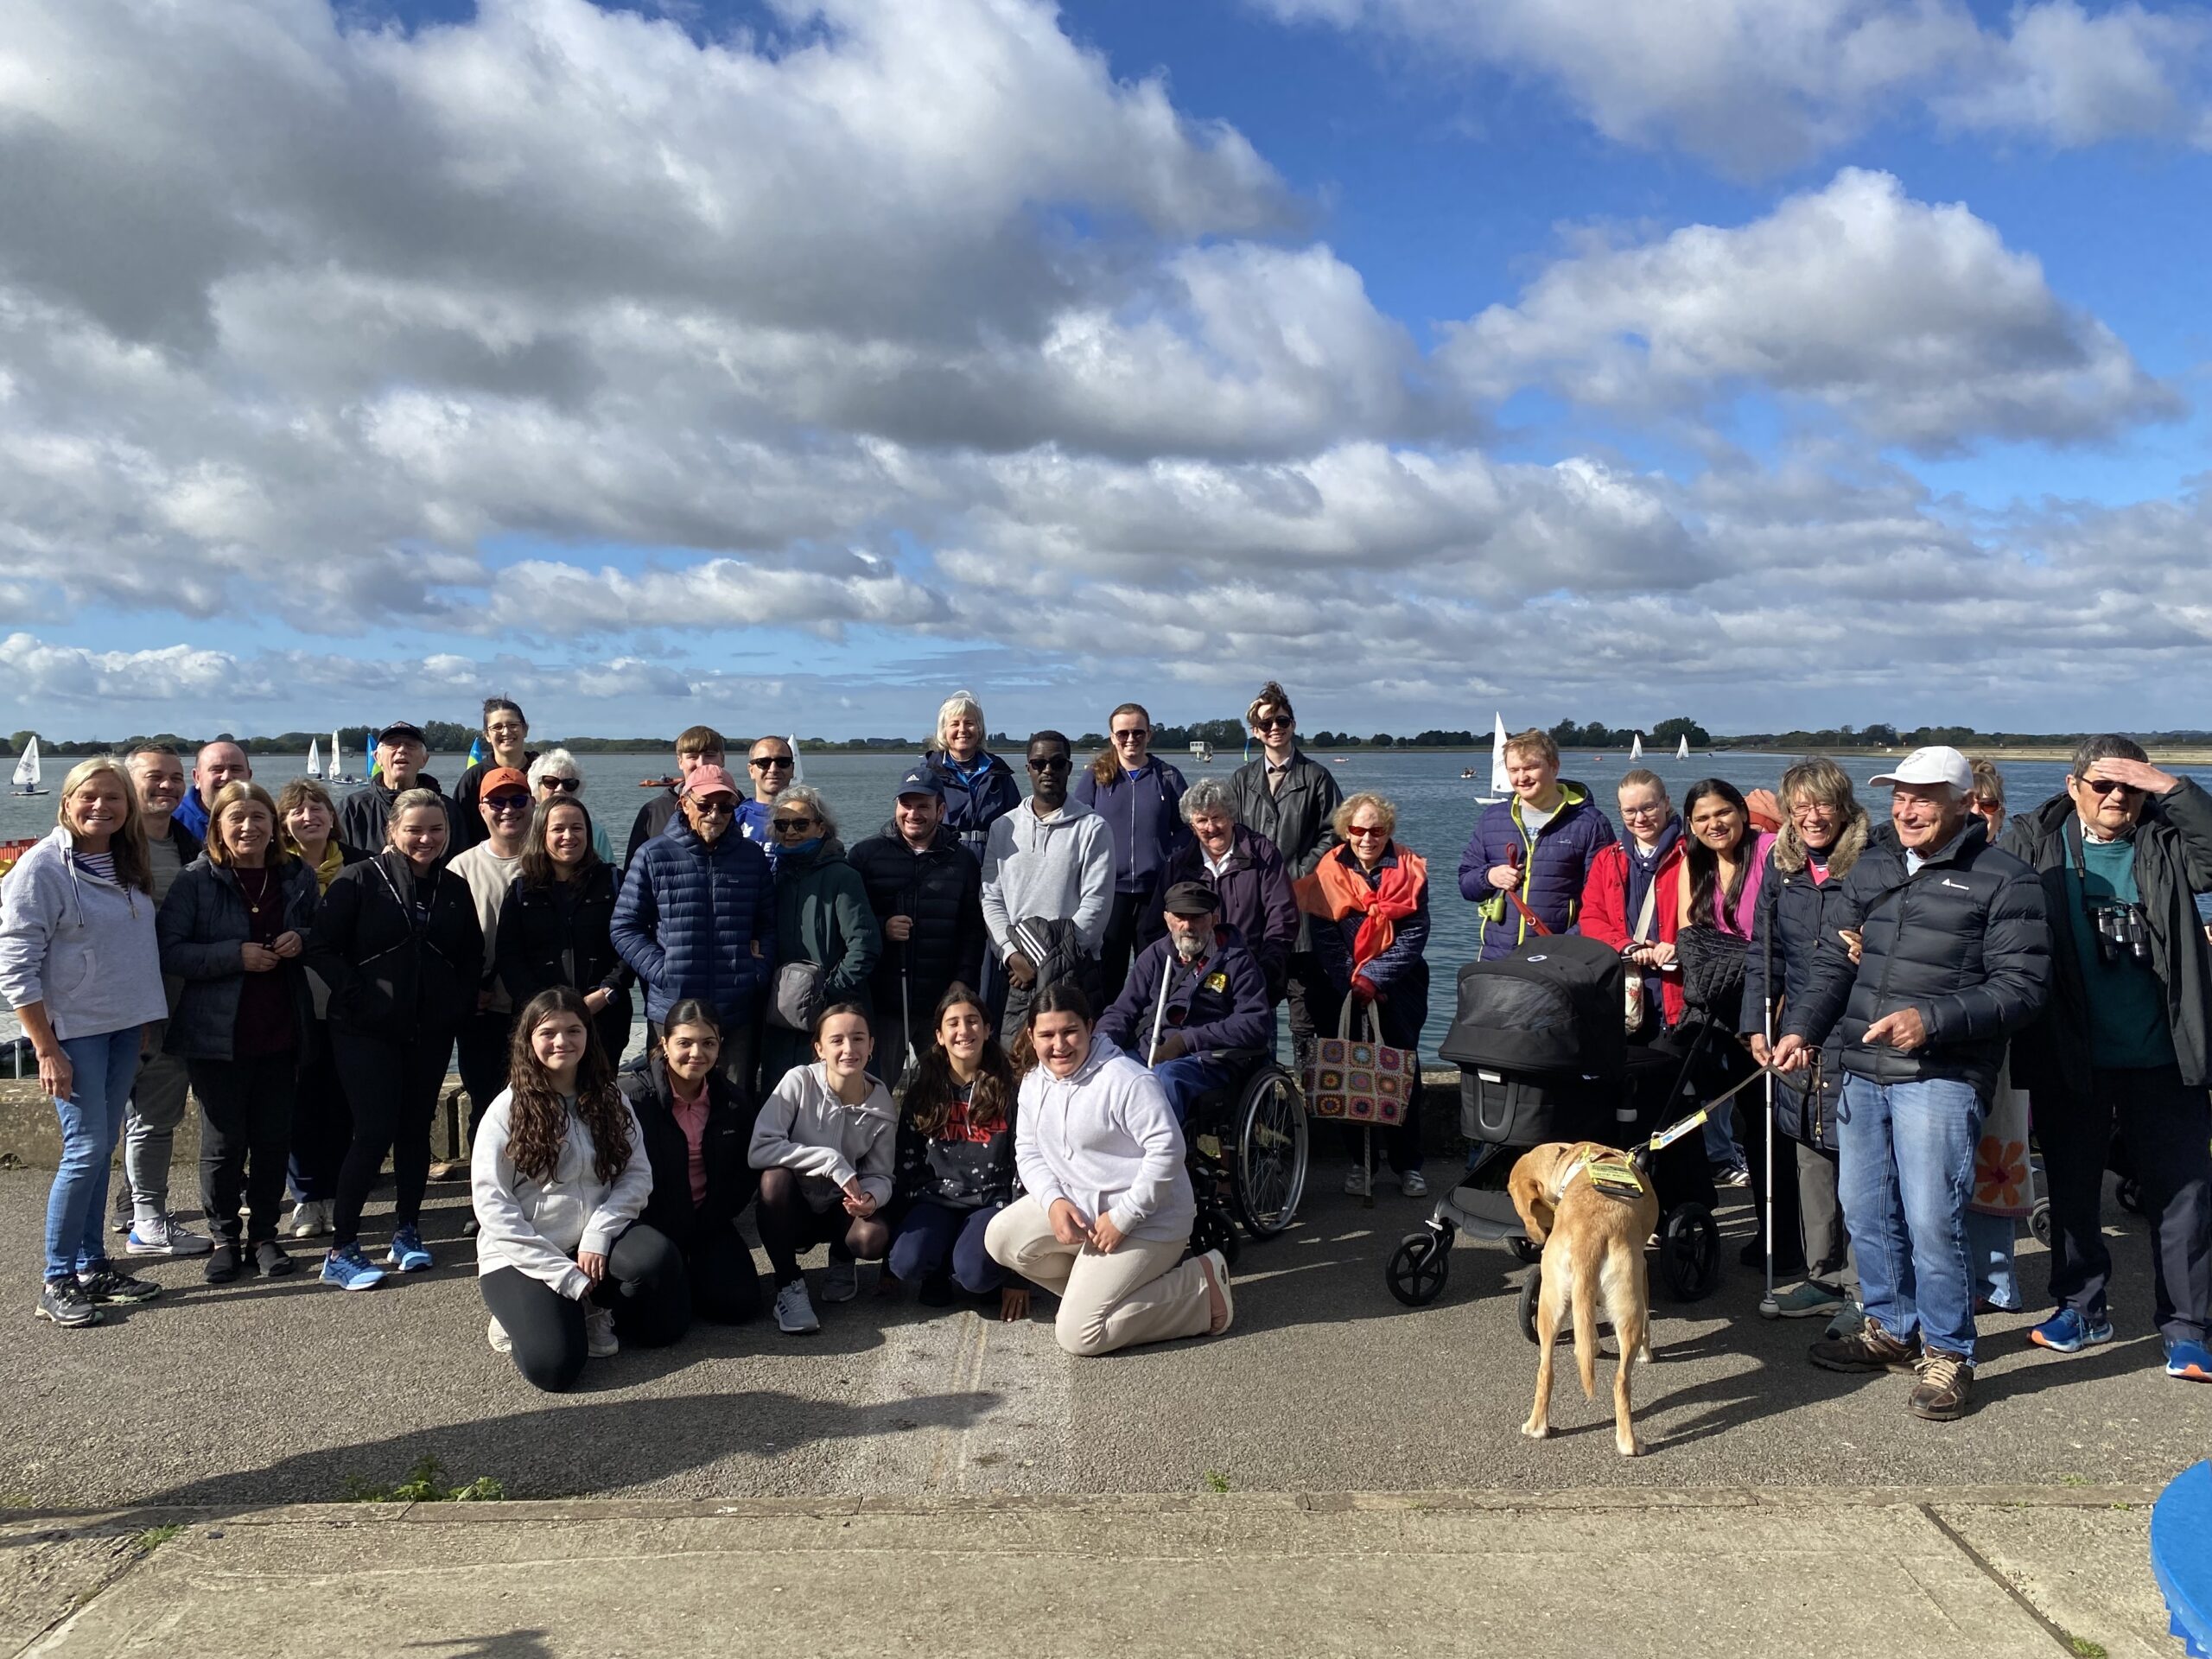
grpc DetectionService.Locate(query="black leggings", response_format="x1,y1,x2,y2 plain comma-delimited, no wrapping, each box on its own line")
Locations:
288,1025,351,1204
686,1225,764,1324
188,1052,296,1247
480,1222,691,1393
754,1166,890,1285
456,1009,518,1141
331,1027,454,1249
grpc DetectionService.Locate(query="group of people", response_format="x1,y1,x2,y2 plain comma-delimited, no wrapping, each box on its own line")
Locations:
4,689,2204,1419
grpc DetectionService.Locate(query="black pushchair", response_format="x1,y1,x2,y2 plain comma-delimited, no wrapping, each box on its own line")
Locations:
1382,935,1725,1327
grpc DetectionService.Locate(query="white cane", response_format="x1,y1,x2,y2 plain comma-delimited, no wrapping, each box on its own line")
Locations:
1147,950,1172,1064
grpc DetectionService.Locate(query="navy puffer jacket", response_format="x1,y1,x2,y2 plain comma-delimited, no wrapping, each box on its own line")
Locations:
924,750,1022,862
1457,783,1618,961
611,817,776,1026
1781,819,2050,1098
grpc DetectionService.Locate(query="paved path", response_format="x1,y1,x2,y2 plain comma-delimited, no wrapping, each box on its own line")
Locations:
0,1487,2180,1657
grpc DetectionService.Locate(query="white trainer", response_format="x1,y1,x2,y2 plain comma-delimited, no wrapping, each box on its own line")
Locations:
584,1305,620,1358
774,1279,821,1334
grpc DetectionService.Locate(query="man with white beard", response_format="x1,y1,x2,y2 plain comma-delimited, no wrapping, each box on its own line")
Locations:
1095,883,1272,1126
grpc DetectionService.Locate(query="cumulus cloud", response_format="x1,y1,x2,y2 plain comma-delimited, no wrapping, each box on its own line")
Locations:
1252,0,2212,173
1445,169,2183,453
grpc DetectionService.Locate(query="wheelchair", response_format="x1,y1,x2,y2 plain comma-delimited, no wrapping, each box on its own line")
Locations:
1182,1046,1311,1267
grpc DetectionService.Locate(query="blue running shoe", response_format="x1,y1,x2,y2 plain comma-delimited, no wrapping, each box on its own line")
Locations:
321,1243,385,1292
2028,1306,2113,1353
2166,1338,2212,1381
386,1225,432,1273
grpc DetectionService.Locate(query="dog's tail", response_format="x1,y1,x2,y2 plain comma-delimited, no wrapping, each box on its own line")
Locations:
1572,1239,1602,1399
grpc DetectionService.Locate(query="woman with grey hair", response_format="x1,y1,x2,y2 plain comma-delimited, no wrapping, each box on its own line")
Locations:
1163,776,1298,1001
923,690,1020,861
759,785,883,1087
527,749,615,863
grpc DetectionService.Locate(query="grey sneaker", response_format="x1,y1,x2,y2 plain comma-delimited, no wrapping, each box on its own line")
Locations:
1400,1169,1430,1198
585,1305,620,1358
1764,1281,1847,1320
36,1276,99,1328
819,1258,860,1303
773,1279,821,1334
126,1213,213,1257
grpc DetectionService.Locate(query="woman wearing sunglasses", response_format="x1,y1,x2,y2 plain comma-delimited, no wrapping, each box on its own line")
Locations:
1071,702,1190,1004
758,786,883,1088
527,749,615,863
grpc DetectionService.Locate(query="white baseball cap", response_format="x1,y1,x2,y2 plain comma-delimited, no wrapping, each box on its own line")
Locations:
1868,746,1974,791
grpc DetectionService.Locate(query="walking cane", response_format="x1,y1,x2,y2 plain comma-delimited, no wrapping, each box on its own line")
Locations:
1758,877,1781,1319
1147,947,1172,1065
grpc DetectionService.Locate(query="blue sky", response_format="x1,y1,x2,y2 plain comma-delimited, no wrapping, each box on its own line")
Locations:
5,0,2210,742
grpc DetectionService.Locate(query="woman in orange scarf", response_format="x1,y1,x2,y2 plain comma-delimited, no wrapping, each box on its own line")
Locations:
1295,791,1432,1199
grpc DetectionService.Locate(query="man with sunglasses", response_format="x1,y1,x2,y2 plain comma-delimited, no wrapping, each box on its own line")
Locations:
1999,735,2212,1382
1230,681,1340,1072
613,764,776,1099
624,724,726,868
737,739,798,843
980,733,1113,1017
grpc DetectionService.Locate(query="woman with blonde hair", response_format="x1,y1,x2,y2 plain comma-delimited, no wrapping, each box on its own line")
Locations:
1,757,168,1326
760,786,881,1085
275,775,370,1239
922,690,1020,861
156,781,321,1282
1072,702,1190,1001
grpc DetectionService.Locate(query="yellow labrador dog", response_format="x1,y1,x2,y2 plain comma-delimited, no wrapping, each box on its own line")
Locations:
1510,1141,1661,1457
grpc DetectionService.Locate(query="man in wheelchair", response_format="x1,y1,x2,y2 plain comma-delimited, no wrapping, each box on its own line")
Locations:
1096,882,1274,1125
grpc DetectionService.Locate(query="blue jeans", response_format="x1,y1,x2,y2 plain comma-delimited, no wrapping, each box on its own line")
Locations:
45,1028,143,1281
888,1200,1006,1294
1837,1074,1987,1361
1153,1053,1237,1127
1966,1209,2020,1313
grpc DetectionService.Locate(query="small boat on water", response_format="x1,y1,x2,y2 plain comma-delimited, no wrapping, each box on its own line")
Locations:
639,776,680,790
1460,767,1476,779
306,737,322,780
1474,713,1510,804
10,737,48,798
1676,734,1691,761
1189,741,1213,764
1630,733,1643,761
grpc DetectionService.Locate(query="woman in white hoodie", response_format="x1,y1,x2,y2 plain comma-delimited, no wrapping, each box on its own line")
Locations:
473,988,690,1391
984,983,1233,1356
748,1004,896,1335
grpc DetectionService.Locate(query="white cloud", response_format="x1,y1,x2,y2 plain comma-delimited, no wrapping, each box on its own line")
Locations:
1445,169,2182,452
1252,0,2212,173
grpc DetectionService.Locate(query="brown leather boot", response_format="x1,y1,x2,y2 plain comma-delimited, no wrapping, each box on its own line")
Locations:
1909,1350,1975,1421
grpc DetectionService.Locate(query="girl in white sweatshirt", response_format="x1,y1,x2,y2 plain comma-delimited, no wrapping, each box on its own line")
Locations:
748,1003,896,1334
474,988,690,1390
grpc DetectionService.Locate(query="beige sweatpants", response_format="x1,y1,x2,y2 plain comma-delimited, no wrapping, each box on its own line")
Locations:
986,1195,1214,1357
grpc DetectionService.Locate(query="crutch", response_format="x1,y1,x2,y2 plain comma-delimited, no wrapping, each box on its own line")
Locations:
1758,878,1781,1319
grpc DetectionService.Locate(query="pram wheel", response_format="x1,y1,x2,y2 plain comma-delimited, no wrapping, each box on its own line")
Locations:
2117,1177,2145,1216
2029,1197,2053,1246
1507,1233,1541,1264
1193,1208,1241,1268
1387,1230,1450,1306
1517,1266,1541,1344
1659,1204,1719,1301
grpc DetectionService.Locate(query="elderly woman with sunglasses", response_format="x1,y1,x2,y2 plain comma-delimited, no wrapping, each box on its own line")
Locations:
758,786,883,1089
527,749,615,863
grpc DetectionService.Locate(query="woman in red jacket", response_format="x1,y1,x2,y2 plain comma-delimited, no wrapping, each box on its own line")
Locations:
1579,770,1688,1031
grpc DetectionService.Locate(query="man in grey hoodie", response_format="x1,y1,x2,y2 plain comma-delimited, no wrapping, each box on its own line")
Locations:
980,732,1113,996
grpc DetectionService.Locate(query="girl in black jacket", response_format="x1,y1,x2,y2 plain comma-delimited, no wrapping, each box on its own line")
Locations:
887,985,1027,1318
619,999,761,1324
304,789,484,1290
156,782,322,1284
498,799,634,1064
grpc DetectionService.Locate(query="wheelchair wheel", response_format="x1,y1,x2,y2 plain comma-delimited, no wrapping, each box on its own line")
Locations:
1386,1230,1450,1306
1659,1204,1719,1301
2029,1198,2053,1247
2117,1177,2145,1216
1192,1207,1241,1268
1517,1266,1541,1344
1231,1065,1309,1238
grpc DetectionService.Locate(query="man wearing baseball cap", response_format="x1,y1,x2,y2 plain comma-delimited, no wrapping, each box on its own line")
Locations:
1772,745,2050,1421
1095,882,1271,1126
612,763,775,1098
339,721,456,852
848,766,985,1080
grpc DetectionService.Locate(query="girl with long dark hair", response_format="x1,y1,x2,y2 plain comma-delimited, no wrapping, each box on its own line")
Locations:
473,988,690,1391
498,798,632,1063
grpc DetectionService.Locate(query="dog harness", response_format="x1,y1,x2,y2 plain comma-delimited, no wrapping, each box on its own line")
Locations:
1553,1150,1647,1205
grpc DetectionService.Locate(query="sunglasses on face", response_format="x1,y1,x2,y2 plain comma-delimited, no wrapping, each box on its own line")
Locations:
1254,715,1293,731
1027,755,1071,772
1347,824,1389,840
692,798,737,817
1111,730,1148,744
772,815,819,832
486,795,531,813
2082,778,2144,798
539,776,582,793
751,755,794,771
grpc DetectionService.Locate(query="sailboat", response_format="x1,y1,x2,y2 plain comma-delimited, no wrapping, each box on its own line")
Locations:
1629,733,1643,761
306,737,322,780
1475,714,1510,804
10,735,46,797
1675,734,1691,761
787,734,804,785
331,728,352,784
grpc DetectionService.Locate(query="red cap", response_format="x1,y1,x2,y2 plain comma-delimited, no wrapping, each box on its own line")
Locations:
683,765,741,801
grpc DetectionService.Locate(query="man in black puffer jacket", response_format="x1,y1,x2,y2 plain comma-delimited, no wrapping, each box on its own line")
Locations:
1999,734,2212,1382
1773,747,2049,1422
847,767,986,1081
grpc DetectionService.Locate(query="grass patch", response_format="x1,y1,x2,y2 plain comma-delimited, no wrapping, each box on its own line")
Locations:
2057,1474,2091,1488
1201,1471,1231,1496
2066,1638,2107,1658
132,1524,185,1554
343,1455,505,1504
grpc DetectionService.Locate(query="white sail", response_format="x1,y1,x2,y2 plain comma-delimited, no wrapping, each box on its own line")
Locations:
788,734,804,785
11,736,39,789
1629,734,1643,761
1488,714,1510,795
306,737,321,779
1675,734,1690,760
331,729,344,782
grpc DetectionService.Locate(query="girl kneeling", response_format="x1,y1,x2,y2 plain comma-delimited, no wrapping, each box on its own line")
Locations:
473,988,690,1391
889,985,1027,1320
749,1004,896,1335
984,984,1231,1356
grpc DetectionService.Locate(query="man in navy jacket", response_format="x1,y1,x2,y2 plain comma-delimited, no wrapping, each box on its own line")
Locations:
1096,884,1271,1125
